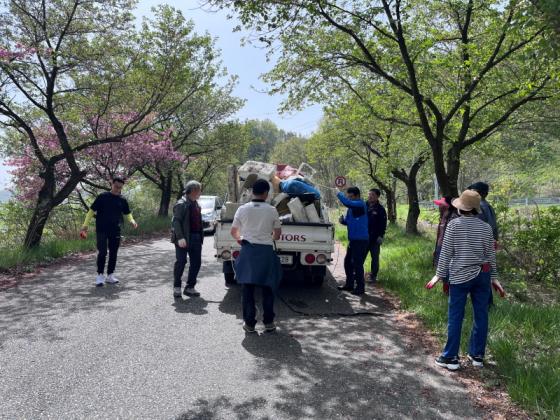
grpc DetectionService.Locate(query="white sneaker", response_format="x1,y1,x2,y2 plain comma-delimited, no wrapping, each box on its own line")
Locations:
106,274,119,284
95,274,105,287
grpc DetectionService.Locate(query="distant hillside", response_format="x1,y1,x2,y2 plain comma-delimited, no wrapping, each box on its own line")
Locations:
0,190,12,203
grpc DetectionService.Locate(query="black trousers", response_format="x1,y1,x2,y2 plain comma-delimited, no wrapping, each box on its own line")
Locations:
368,239,381,281
343,240,369,293
242,284,275,327
96,230,121,275
173,233,203,288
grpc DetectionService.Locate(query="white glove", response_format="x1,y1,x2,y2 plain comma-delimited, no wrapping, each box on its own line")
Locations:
178,239,187,248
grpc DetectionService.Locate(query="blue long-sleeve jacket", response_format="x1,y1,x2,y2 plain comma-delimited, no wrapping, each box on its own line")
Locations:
337,192,369,241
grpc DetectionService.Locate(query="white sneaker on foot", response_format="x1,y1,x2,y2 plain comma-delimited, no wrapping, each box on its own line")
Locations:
106,274,119,284
95,274,105,287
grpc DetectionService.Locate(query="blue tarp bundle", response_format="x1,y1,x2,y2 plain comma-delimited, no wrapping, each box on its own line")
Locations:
280,179,321,199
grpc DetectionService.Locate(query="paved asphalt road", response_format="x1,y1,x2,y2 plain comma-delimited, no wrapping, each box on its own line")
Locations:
0,237,483,419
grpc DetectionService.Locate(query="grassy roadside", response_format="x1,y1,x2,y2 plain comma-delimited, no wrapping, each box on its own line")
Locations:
0,215,170,272
337,223,560,418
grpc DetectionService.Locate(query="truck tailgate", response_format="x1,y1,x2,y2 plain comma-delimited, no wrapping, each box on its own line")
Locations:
214,221,334,253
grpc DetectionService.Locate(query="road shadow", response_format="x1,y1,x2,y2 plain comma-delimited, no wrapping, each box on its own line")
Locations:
176,396,268,420
204,267,482,418
172,296,209,316
175,310,482,419
0,239,181,347
241,329,303,360
218,267,390,321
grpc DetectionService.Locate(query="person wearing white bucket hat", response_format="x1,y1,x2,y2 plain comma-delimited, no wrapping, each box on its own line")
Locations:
426,189,503,370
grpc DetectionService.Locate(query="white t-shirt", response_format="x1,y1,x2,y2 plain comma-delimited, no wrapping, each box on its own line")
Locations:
232,200,281,245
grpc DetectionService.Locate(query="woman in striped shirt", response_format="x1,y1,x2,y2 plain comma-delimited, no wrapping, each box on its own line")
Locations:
428,189,501,370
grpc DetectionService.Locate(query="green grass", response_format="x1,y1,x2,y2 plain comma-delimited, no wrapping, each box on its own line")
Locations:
337,223,560,418
0,215,170,272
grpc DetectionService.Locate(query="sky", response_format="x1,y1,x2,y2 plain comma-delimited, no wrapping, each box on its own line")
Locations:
0,0,323,189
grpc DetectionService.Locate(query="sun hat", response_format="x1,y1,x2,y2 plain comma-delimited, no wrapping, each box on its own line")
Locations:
452,190,481,213
433,197,449,207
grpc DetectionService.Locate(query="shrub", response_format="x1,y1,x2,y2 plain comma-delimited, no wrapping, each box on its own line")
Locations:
500,206,560,285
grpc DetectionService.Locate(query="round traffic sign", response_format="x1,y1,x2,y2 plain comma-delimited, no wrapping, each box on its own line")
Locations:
335,176,347,188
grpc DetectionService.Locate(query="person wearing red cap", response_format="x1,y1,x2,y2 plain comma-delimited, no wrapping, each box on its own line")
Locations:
433,196,458,269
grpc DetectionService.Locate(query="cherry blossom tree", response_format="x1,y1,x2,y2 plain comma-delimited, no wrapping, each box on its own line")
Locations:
0,2,220,248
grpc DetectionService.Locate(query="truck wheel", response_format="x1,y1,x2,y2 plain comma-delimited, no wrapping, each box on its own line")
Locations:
224,272,236,285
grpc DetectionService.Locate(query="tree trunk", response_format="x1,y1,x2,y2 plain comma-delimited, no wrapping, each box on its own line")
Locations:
385,189,397,224
405,178,421,235
430,139,459,197
446,149,461,197
24,169,84,249
24,196,54,249
158,175,173,217
392,155,428,235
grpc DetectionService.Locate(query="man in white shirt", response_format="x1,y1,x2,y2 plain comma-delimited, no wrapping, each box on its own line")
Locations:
230,179,282,333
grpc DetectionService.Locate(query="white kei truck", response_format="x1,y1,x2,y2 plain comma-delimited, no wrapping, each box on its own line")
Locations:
214,163,335,287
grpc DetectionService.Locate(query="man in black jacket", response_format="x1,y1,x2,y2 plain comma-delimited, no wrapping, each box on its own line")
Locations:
366,188,387,284
171,180,204,298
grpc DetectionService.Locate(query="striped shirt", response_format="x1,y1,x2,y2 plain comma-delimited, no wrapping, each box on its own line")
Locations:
436,216,497,284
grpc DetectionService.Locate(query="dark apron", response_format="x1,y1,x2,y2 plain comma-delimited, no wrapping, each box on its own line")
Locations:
234,240,283,291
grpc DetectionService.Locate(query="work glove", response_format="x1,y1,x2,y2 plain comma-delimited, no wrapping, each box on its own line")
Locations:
178,238,187,248
376,236,384,245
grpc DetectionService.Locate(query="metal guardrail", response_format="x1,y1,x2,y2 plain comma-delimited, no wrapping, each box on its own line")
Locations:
419,197,560,209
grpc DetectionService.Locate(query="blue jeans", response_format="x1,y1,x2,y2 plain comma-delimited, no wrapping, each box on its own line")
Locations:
242,284,275,327
442,271,491,359
173,233,202,288
344,240,369,293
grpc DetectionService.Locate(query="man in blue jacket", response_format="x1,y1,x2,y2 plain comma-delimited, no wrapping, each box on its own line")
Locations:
337,186,369,295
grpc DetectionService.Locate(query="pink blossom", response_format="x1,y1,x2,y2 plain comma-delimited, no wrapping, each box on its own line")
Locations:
9,115,185,202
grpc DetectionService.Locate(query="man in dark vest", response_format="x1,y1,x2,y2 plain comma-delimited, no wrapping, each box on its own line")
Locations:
366,188,387,284
171,180,204,298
